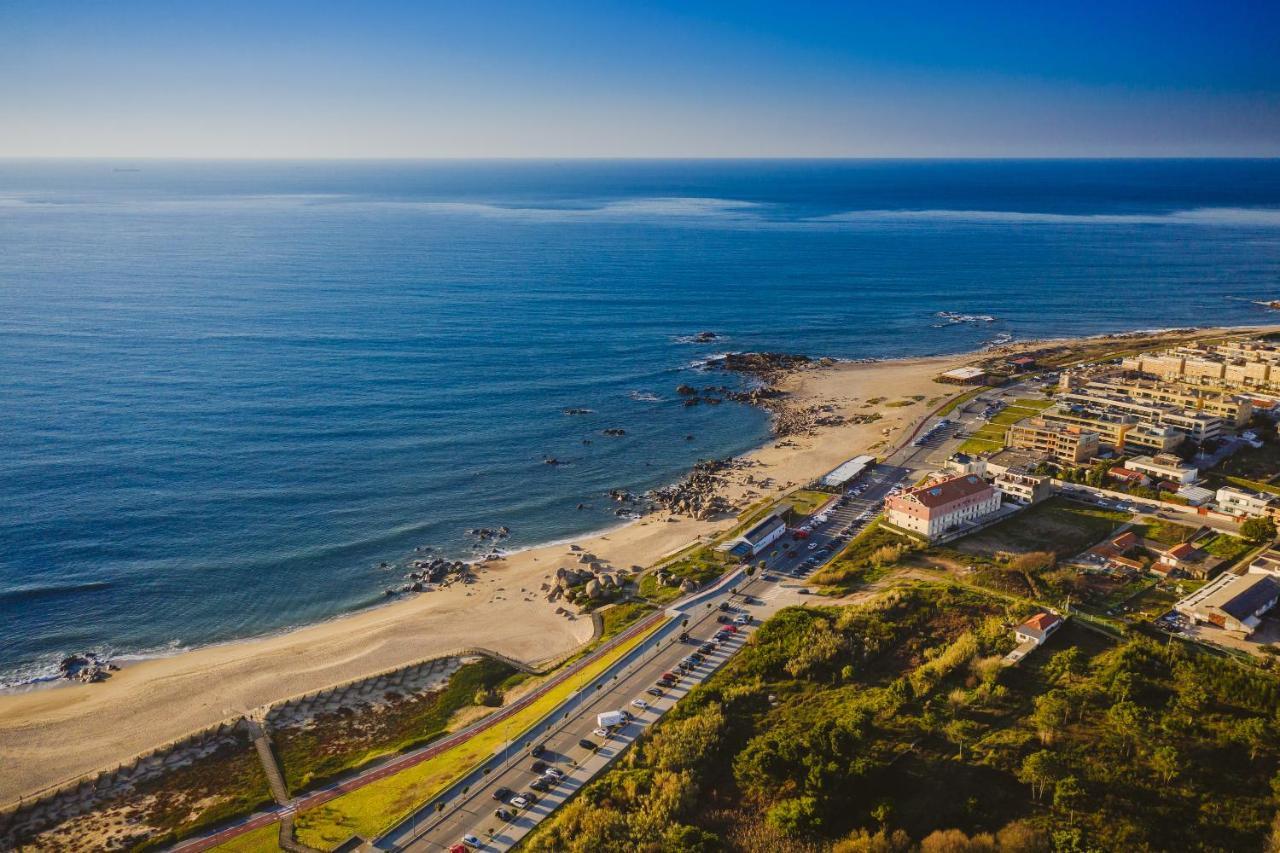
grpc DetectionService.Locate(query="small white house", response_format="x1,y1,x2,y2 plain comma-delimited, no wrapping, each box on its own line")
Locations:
1014,612,1064,646
1216,486,1276,518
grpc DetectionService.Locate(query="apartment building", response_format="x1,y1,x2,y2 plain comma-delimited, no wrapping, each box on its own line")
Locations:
993,468,1054,505
1041,407,1183,454
1122,339,1280,392
885,474,1001,541
1084,378,1252,428
1005,417,1100,464
1056,388,1224,445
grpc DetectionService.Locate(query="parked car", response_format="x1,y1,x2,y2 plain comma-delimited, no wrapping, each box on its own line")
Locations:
578,738,598,751
593,727,610,738
530,778,551,791
531,760,547,773
631,698,649,710
511,795,530,808
463,835,483,849
646,687,664,697
495,808,514,821
530,743,546,757
716,614,731,623
734,614,750,625
544,767,565,780
493,787,514,802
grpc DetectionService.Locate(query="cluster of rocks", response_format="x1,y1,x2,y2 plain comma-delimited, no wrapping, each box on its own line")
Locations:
774,403,849,437
387,555,472,595
545,557,635,605
691,331,720,343
706,351,815,379
651,570,700,593
646,456,743,519
601,428,627,436
466,526,511,542
562,407,593,415
59,653,118,683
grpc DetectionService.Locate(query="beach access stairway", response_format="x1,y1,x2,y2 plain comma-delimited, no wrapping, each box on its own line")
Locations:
245,718,291,806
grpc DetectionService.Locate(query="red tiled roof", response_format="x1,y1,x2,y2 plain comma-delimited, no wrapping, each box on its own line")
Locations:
1111,531,1139,550
1109,467,1144,481
1019,612,1062,632
905,475,993,509
1166,542,1199,560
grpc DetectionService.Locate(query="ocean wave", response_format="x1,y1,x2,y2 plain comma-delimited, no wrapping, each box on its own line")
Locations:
813,206,1280,227
0,580,112,604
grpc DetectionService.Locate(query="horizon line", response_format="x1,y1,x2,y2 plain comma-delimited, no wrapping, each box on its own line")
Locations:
2,154,1279,163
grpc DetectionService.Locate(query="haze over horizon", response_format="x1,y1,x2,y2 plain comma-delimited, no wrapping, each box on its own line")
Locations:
4,0,1279,160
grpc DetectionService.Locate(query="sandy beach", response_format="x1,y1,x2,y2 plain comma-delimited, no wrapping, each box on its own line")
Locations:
2,326,1258,806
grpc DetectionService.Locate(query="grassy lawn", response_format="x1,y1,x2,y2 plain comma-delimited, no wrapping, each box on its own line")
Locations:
958,437,1003,455
1134,518,1197,545
1127,582,1184,620
989,407,1038,426
292,618,666,849
955,497,1131,558
786,489,835,517
1200,531,1254,564
1012,397,1053,411
599,601,656,638
213,824,281,853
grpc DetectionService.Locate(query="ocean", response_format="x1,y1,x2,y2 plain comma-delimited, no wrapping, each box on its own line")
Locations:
3,158,1280,686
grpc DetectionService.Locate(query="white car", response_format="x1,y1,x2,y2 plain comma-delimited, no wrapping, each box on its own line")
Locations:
631,698,649,710
734,614,750,625
593,727,610,738
544,767,565,779
511,795,530,809
462,834,482,848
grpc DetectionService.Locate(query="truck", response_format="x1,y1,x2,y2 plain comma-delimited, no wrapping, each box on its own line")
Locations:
596,710,627,729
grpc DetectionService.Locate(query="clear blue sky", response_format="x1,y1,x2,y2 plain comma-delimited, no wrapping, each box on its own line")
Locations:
3,0,1278,157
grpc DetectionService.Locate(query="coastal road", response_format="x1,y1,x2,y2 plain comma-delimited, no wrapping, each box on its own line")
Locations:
389,559,811,852
388,466,912,851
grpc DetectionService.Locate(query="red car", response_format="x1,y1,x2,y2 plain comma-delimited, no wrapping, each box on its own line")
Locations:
724,625,738,633
450,846,467,853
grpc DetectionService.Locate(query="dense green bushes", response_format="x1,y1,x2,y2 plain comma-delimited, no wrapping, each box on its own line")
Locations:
525,583,1280,852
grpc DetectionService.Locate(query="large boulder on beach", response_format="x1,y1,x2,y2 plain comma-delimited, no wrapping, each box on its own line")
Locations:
584,579,605,599
599,572,619,588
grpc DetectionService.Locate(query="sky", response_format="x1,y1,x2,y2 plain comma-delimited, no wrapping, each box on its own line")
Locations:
2,0,1279,158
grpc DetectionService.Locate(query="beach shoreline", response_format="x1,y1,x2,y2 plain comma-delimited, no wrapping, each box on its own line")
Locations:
2,323,1274,807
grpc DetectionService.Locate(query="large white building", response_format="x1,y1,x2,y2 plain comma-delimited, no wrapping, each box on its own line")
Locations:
885,474,1001,541
1127,453,1199,485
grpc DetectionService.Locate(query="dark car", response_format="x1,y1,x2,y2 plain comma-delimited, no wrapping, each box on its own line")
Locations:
493,786,514,801
530,778,551,791
679,631,690,642
718,602,731,611
658,678,675,688
690,653,704,662
530,743,546,757
579,738,598,751
716,614,731,624
699,643,716,654
531,759,547,773
495,808,514,821
646,687,664,697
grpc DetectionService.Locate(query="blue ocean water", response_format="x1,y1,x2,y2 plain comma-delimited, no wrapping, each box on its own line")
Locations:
3,159,1280,685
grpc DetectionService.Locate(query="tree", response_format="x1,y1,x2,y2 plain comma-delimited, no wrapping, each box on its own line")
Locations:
1242,516,1277,543
1018,750,1061,801
1149,744,1180,785
1234,717,1272,762
1032,690,1072,745
766,796,824,837
1053,775,1085,827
